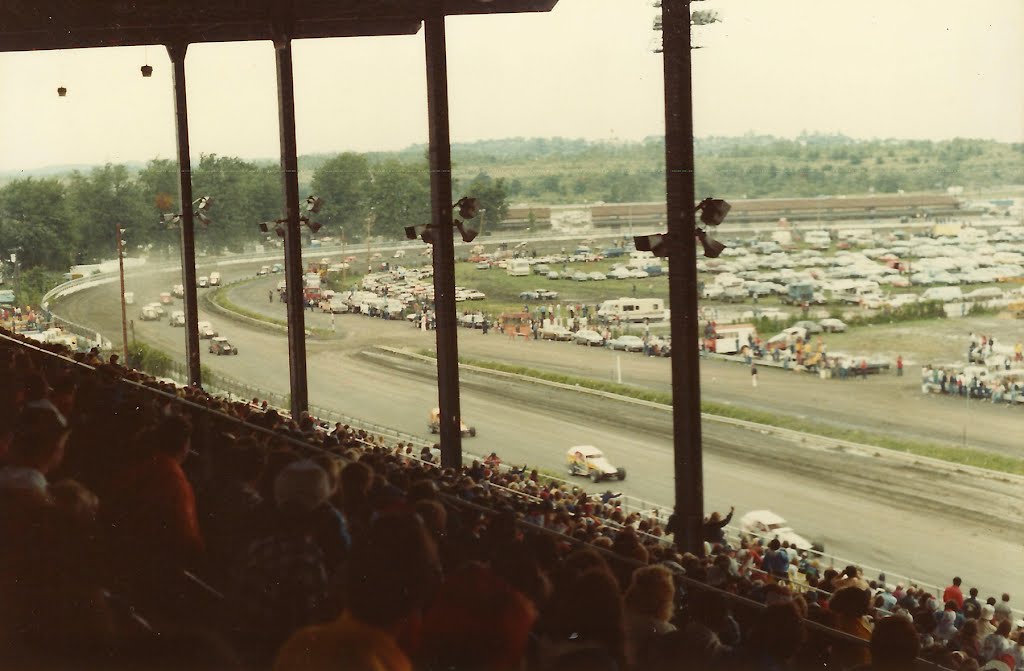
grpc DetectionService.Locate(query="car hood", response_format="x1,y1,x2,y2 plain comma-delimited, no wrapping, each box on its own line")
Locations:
763,527,814,552
588,456,618,474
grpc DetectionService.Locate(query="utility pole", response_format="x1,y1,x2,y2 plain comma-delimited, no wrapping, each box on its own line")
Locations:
365,210,374,274
116,225,130,362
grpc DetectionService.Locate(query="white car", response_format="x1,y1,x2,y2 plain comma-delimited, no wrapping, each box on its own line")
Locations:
818,318,848,333
172,284,185,298
169,310,186,327
197,321,218,339
146,302,165,317
197,276,209,288
739,510,822,555
566,445,626,483
608,334,645,352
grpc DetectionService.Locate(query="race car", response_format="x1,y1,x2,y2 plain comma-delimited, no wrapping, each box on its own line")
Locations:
566,445,625,483
428,407,476,437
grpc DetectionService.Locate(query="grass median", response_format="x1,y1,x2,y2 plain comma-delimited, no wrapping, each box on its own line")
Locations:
208,281,334,337
415,349,1024,477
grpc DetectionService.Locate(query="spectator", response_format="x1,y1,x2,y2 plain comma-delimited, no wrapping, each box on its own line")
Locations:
702,506,734,545
231,460,335,659
534,568,627,671
762,538,791,582
981,621,1014,663
944,576,965,610
862,614,921,670
743,600,807,670
994,593,1013,625
0,405,70,493
830,586,873,669
416,564,537,671
623,564,677,669
964,587,983,620
979,604,999,644
274,511,441,671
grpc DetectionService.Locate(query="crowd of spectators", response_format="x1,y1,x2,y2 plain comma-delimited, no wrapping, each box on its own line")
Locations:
1,325,1021,671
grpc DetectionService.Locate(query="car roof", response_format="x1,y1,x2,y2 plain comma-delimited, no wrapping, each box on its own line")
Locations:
740,509,788,525
213,336,228,341
567,445,603,456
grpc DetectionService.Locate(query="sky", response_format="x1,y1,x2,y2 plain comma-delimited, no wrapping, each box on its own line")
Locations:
0,0,1021,173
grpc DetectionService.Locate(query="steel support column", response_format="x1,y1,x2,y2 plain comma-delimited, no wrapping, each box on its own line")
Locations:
273,34,309,418
662,0,704,555
166,43,202,386
424,16,463,469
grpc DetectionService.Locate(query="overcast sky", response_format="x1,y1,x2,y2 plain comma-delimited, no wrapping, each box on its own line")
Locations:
0,0,1021,173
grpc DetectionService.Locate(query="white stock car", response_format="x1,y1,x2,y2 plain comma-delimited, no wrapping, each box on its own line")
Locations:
738,510,823,556
566,445,626,483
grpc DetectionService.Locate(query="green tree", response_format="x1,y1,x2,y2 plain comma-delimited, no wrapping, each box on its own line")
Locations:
310,153,372,235
462,173,509,233
365,158,431,240
0,177,73,270
64,164,146,264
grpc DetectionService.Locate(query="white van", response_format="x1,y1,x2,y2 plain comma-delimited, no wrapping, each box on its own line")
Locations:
921,286,963,303
803,230,831,249
209,271,221,286
506,259,531,277
627,250,656,269
597,298,665,323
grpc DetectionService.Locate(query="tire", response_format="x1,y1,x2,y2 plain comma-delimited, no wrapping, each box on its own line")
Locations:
617,468,627,481
590,471,600,483
469,427,476,437
234,350,239,355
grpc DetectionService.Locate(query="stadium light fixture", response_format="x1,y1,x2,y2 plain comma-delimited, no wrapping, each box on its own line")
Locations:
633,197,731,259
141,64,153,77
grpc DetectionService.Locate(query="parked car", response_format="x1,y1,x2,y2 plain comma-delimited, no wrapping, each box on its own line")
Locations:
573,329,605,347
566,445,625,483
208,336,238,355
537,289,560,300
572,271,590,282
197,321,218,339
428,407,476,437
258,265,270,276
738,509,823,555
271,264,283,273
608,335,645,352
818,318,848,333
587,271,607,281
540,324,573,341
791,320,823,335
475,261,490,270
168,310,186,327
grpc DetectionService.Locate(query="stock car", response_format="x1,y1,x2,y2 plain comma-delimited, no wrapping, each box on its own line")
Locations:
208,336,238,356
566,445,626,483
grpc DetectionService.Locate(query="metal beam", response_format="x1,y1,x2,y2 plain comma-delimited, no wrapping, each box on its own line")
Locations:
273,32,309,418
166,42,202,387
662,0,704,555
424,16,463,469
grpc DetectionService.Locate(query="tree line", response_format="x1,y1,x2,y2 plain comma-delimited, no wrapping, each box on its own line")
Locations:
1,135,1019,276
0,153,508,273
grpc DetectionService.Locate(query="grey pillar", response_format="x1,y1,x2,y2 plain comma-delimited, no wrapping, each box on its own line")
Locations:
662,0,704,555
273,35,309,419
166,43,202,386
424,16,463,469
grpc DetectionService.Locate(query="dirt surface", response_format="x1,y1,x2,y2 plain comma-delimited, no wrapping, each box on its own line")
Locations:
50,265,1024,599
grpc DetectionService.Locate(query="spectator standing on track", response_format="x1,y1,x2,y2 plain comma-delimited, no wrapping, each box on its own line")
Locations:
751,363,759,388
860,359,868,380
896,355,903,377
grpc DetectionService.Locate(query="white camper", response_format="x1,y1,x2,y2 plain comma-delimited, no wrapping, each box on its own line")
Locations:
506,259,531,277
597,298,665,323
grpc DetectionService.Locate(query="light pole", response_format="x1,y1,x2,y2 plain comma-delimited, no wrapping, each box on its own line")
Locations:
115,225,129,362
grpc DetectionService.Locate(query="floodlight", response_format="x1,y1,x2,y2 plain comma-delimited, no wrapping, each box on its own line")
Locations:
306,220,323,234
455,221,478,243
274,225,286,238
258,222,270,233
196,212,212,227
697,198,731,227
305,196,324,214
695,229,726,258
633,233,670,258
57,86,67,97
141,65,153,78
455,197,480,220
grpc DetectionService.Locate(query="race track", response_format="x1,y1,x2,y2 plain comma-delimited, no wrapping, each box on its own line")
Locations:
52,258,1022,600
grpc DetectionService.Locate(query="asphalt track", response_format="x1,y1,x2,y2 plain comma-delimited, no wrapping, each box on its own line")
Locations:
52,259,1022,601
